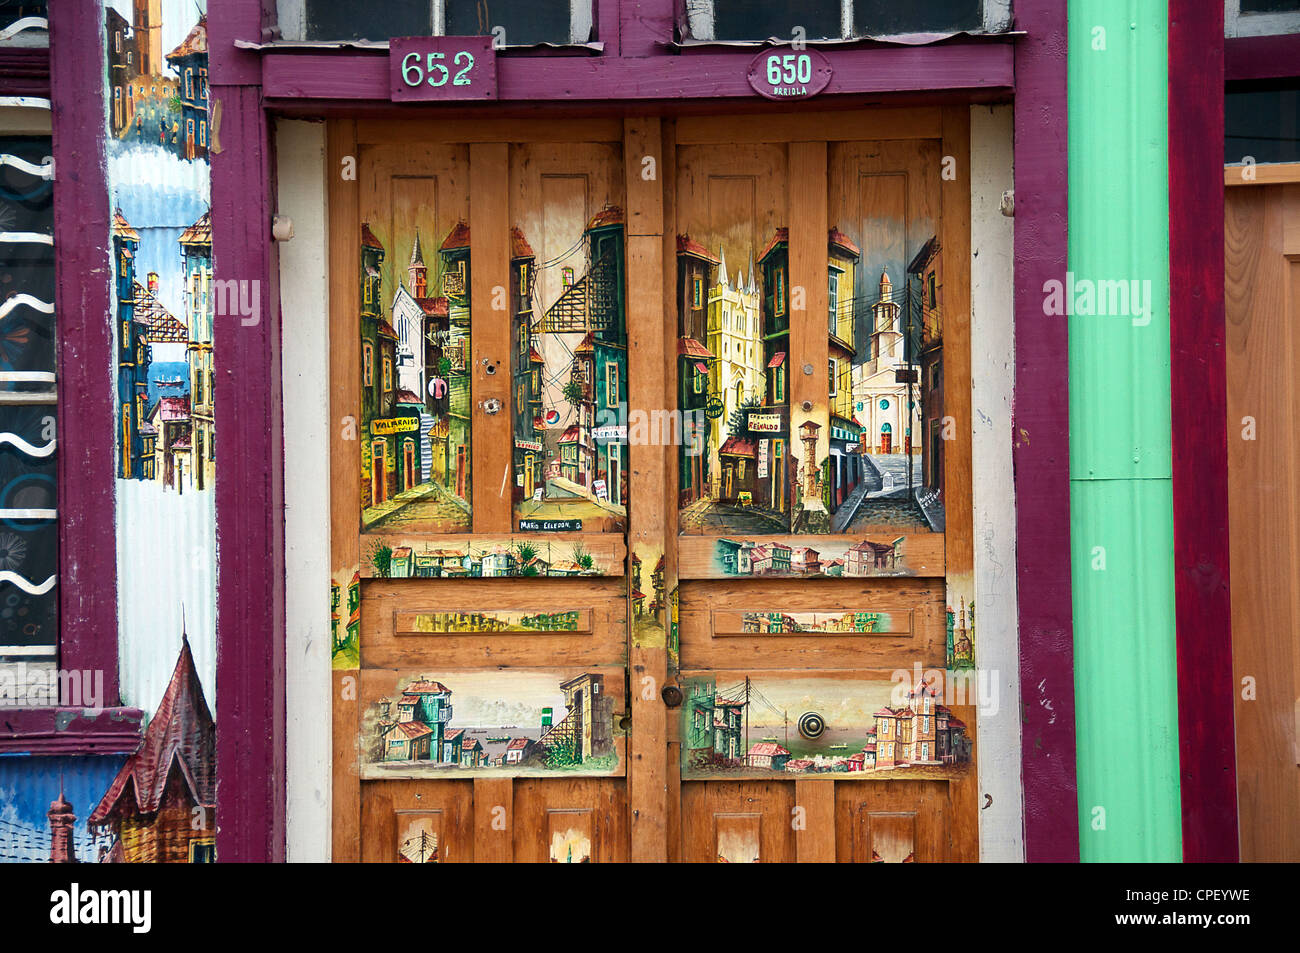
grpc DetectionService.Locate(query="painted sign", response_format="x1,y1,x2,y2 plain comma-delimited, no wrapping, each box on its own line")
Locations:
396,609,590,634
370,416,420,436
747,49,833,101
747,413,783,433
390,36,497,102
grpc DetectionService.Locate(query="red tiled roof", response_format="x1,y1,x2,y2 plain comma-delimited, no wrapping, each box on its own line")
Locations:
361,222,384,250
529,346,544,363
388,721,434,740
90,637,215,825
587,205,624,230
767,350,786,368
874,707,898,718
396,390,422,404
418,296,448,317
747,742,790,757
440,221,470,251
758,227,789,264
676,234,720,263
559,425,580,443
151,396,191,422
112,209,139,242
376,320,399,340
510,227,534,260
828,226,861,258
179,211,210,248
166,16,207,61
404,679,450,694
575,330,595,353
678,336,715,360
506,738,531,750
443,728,465,742
718,435,757,458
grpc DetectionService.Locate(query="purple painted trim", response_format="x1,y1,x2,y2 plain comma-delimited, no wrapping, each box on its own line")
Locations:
0,708,145,756
0,48,50,98
1012,1,1080,861
597,0,622,55
210,81,287,861
48,0,121,704
620,0,674,57
1169,1,1238,863
211,2,287,864
1225,33,1300,83
208,0,264,86
259,42,1014,102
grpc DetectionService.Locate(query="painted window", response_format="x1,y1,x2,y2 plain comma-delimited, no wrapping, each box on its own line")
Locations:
828,359,837,397
684,0,1000,42
774,267,786,316
562,266,574,287
692,276,704,308
0,136,59,685
363,341,374,386
605,362,619,407
292,0,592,45
383,358,393,393
828,271,839,333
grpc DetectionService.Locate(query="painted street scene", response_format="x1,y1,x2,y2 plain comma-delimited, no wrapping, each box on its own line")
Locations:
682,675,972,780
510,205,629,532
360,218,472,533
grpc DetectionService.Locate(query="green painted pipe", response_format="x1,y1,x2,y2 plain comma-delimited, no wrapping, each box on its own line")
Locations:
1067,0,1182,861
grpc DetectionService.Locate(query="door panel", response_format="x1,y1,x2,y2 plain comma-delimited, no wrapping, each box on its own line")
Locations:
1226,179,1300,861
330,110,978,862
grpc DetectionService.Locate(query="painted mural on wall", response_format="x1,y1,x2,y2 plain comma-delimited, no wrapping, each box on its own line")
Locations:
104,0,217,861
0,637,212,862
359,669,623,778
359,218,472,534
722,609,900,635
680,674,971,780
509,208,629,532
0,756,123,862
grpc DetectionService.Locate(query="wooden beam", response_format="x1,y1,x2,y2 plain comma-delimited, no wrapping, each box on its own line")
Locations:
795,779,836,862
469,143,513,533
626,116,670,862
473,777,514,862
788,140,830,534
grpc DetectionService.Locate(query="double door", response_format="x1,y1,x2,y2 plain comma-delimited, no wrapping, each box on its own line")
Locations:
328,108,977,862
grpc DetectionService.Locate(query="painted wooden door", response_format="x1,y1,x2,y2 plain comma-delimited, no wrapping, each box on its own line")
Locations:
1225,174,1300,861
329,109,978,862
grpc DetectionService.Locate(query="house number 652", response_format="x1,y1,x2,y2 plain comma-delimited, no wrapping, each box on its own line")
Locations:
402,50,476,88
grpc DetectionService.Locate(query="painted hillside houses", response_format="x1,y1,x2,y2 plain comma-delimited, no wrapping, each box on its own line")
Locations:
370,672,613,770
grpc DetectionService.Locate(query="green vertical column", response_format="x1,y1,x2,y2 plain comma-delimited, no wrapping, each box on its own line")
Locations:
1068,1,1181,861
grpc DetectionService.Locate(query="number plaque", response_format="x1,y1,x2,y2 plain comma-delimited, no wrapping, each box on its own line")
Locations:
746,48,833,101
390,36,497,102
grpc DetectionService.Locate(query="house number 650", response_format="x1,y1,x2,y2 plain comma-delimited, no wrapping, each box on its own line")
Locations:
402,50,476,88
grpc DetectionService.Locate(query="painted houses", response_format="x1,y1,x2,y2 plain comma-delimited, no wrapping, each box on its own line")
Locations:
180,210,214,491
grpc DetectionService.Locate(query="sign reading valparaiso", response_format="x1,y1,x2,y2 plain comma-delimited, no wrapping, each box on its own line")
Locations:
371,416,421,436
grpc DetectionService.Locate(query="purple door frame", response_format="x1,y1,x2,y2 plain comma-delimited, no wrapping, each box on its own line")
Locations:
203,0,1076,862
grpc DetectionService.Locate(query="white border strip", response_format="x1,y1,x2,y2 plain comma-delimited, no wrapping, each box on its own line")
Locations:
0,232,52,245
0,433,55,456
1225,0,1300,38
0,16,48,42
278,119,333,863
971,103,1024,862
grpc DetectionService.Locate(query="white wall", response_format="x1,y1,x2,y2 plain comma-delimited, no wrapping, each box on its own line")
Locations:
277,118,332,863
971,103,1023,861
